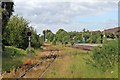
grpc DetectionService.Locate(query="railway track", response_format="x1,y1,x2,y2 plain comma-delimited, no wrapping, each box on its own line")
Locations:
72,44,102,51
15,51,59,79
39,58,56,78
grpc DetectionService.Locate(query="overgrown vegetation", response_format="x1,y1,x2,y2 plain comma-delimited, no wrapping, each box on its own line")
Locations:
1,1,119,78
86,39,118,72
2,46,37,72
3,15,41,49
1,1,41,50
1,1,42,73
3,46,26,72
44,46,118,78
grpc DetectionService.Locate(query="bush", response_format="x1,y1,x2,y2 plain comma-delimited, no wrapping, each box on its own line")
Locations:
25,47,35,55
96,37,101,44
52,40,56,45
3,46,26,72
88,40,118,72
3,46,26,58
71,41,74,46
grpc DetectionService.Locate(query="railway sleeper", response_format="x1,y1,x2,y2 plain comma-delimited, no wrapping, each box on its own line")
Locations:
41,54,59,60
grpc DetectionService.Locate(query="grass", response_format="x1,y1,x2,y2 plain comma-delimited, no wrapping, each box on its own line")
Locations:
43,46,118,78
2,46,39,73
2,46,44,78
2,46,27,72
2,45,118,78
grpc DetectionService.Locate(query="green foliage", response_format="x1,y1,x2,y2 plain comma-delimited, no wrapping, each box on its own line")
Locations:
44,46,118,78
89,40,118,72
2,1,14,34
39,35,44,45
56,29,68,43
40,29,104,44
42,29,54,42
90,31,101,43
105,32,115,39
25,47,35,54
41,28,106,44
3,15,41,49
96,36,101,43
3,46,26,71
71,41,74,45
70,32,82,43
1,1,14,50
46,30,55,42
52,39,56,45
41,28,119,45
103,37,107,43
41,29,82,44
51,36,57,45
83,31,90,42
3,16,28,49
30,28,41,48
3,46,26,58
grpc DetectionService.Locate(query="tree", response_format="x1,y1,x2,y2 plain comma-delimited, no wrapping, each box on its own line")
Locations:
105,32,115,39
3,15,41,49
47,32,55,42
3,16,28,49
1,1,14,34
30,27,41,48
1,1,14,50
56,29,68,43
42,29,54,42
83,28,86,32
83,31,90,43
90,31,101,43
43,30,46,41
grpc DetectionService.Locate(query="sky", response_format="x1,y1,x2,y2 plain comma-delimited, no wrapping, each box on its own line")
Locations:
13,0,119,34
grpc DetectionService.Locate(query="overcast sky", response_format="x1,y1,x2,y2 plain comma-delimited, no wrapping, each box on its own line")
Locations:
13,0,119,34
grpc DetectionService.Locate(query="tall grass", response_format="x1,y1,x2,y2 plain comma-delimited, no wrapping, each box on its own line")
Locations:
2,46,27,72
88,40,118,72
44,46,118,78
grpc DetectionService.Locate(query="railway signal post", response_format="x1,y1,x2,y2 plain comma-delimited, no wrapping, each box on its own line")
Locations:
100,33,103,44
27,32,31,56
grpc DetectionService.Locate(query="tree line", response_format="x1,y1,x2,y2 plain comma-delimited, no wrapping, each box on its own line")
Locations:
41,28,120,45
1,1,120,50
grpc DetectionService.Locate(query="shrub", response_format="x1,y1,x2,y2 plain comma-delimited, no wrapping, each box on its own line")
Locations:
96,37,101,44
71,41,74,46
87,40,118,72
25,47,35,55
3,46,26,72
52,40,56,45
3,46,26,58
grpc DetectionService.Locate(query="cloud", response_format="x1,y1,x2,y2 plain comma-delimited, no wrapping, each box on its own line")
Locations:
13,0,119,34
